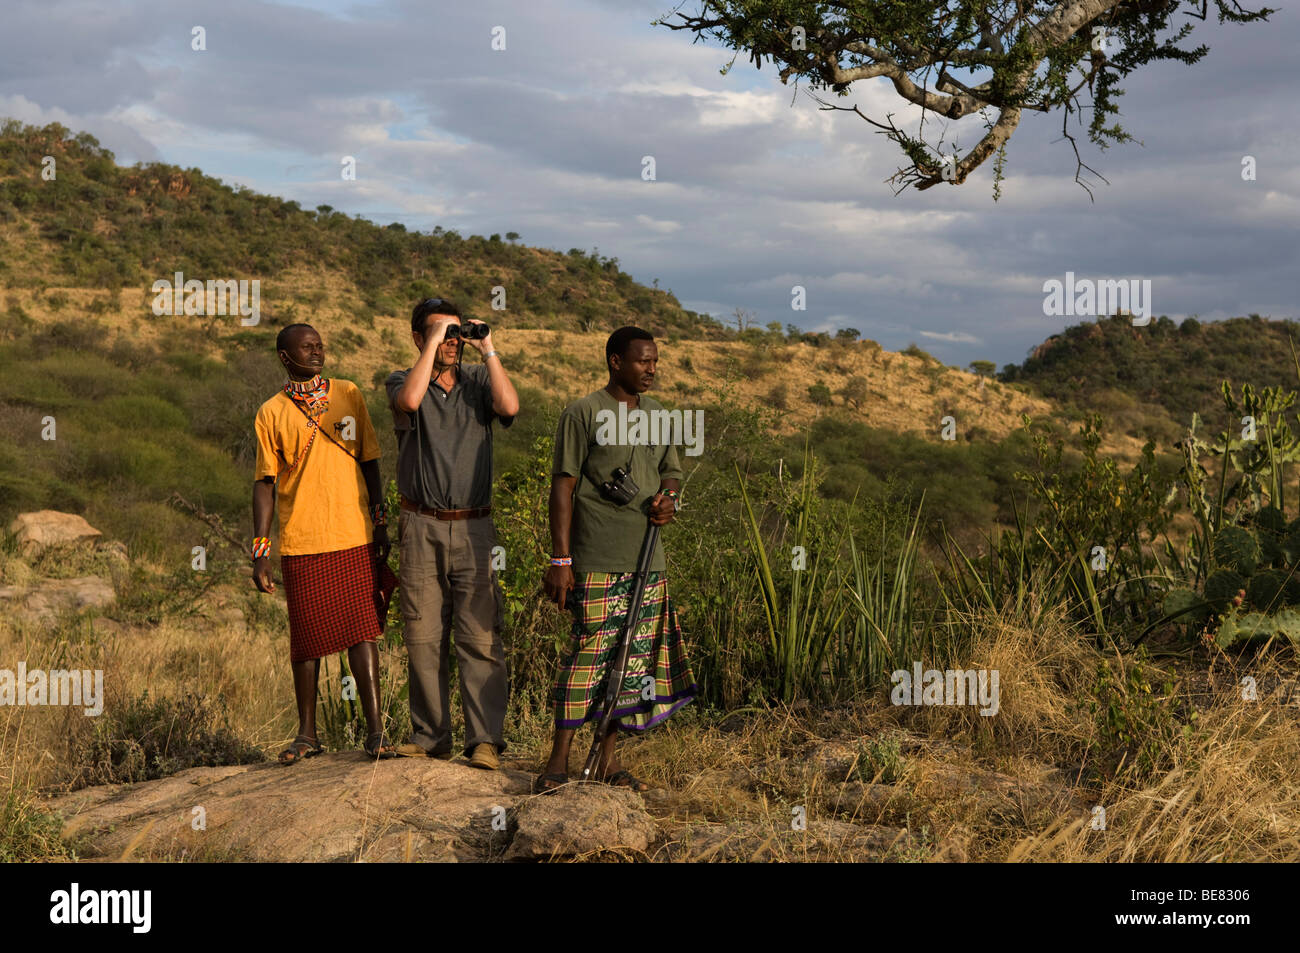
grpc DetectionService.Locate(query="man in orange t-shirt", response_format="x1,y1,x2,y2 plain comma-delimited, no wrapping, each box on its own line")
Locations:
252,323,397,763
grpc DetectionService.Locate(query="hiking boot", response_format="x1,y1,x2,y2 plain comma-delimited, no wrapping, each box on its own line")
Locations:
396,743,453,760
468,743,499,770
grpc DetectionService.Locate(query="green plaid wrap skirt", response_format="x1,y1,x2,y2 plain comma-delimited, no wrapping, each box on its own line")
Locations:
553,571,697,731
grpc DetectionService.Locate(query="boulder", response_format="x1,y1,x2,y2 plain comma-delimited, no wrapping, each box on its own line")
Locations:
9,511,102,555
506,783,657,860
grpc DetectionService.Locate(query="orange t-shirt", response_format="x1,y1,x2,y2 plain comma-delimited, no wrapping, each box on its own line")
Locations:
254,379,381,556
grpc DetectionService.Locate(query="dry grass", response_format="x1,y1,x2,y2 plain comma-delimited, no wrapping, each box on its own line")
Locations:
6,561,1299,860
503,601,1300,862
1010,676,1300,862
3,280,1154,463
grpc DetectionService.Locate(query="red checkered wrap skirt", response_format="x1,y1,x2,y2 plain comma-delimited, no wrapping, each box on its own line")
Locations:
281,543,395,662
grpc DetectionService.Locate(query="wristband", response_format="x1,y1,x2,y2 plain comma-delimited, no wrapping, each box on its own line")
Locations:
369,503,387,526
663,489,680,512
482,350,500,362
550,555,572,566
251,537,271,561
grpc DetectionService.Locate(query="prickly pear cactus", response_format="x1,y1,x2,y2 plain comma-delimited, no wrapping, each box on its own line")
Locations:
1168,506,1300,643
1162,587,1208,623
1203,569,1246,614
1281,526,1300,566
1214,607,1300,649
1247,570,1289,611
1254,505,1287,535
1212,526,1259,575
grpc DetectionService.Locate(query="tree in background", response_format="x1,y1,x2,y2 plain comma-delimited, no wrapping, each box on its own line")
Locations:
660,1,1273,197
808,382,834,406
970,359,997,378
840,375,869,409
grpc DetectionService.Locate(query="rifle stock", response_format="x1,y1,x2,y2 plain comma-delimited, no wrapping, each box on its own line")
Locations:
580,519,660,781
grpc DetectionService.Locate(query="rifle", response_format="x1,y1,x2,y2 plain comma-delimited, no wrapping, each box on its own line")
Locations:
580,518,660,781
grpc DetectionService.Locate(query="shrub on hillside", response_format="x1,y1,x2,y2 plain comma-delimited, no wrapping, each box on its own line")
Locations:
73,691,264,787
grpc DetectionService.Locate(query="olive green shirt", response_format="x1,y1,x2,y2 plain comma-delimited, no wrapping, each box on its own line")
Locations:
552,388,685,573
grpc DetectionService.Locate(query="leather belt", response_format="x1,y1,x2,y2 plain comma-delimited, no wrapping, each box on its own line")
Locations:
400,496,491,521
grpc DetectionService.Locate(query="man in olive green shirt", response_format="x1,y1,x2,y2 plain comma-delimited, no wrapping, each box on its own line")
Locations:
537,326,698,793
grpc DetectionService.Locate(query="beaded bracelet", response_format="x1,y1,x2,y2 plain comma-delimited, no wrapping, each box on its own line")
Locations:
369,503,387,526
251,537,271,561
550,555,572,566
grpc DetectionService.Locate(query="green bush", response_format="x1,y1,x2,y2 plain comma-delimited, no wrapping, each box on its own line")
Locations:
0,792,76,862
856,735,906,783
1085,649,1197,783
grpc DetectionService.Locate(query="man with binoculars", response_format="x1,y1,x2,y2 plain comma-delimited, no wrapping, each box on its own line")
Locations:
536,326,698,793
385,297,519,768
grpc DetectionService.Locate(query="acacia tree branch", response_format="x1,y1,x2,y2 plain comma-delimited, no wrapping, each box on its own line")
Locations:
664,0,1274,194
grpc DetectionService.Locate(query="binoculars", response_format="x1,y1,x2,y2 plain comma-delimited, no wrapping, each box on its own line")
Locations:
599,466,639,506
445,322,490,341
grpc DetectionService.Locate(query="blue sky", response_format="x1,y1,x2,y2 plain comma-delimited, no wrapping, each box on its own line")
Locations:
1,0,1296,366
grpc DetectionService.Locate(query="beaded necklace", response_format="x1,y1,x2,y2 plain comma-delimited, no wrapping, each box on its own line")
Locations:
282,375,330,473
285,374,330,417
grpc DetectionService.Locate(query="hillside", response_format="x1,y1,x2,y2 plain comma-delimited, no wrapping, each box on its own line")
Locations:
1003,313,1300,443
0,120,725,339
0,122,1096,554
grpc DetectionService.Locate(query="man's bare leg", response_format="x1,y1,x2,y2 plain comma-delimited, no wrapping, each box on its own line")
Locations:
541,726,574,783
350,640,395,756
280,658,320,763
540,725,641,790
292,658,319,739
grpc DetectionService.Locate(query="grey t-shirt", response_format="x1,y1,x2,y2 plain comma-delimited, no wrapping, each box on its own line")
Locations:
384,363,513,510
553,388,684,573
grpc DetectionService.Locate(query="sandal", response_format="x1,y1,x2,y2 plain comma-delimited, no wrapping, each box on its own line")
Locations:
533,772,569,795
279,735,323,765
365,731,398,760
598,769,650,793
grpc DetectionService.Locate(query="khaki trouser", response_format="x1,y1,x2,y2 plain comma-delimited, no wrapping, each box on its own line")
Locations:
397,510,508,756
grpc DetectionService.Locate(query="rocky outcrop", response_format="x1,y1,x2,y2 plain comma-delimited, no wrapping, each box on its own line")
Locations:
2,511,119,624
45,754,661,863
8,511,103,555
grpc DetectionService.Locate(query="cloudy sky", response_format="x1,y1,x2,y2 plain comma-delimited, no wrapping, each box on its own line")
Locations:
1,0,1295,366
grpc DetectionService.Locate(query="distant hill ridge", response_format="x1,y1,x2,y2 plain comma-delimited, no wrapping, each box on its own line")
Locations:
1002,313,1300,431
0,119,726,339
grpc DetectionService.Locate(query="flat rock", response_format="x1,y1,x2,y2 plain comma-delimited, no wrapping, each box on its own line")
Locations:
43,754,662,863
9,511,102,555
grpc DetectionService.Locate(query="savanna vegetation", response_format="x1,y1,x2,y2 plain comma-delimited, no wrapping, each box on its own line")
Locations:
2,121,1297,862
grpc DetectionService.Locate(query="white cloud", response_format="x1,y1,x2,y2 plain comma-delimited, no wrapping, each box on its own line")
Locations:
634,214,682,233
919,330,982,345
